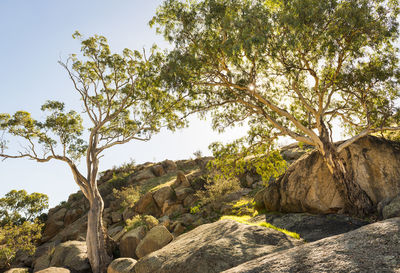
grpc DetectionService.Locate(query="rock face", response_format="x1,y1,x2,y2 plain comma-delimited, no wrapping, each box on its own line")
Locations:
135,225,173,259
223,217,400,273
264,213,370,242
258,136,400,214
107,258,137,273
133,219,302,273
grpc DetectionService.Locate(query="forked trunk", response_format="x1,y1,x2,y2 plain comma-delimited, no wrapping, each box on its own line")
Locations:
86,189,112,273
320,138,373,217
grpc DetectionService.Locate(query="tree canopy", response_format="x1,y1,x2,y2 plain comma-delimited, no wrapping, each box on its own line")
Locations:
152,0,400,216
0,190,48,226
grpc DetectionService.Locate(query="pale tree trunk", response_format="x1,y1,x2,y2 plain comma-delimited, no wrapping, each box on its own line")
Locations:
86,188,112,273
318,125,373,217
70,162,112,273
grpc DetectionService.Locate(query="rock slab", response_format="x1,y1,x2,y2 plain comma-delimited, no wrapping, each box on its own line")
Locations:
133,219,303,273
223,217,400,273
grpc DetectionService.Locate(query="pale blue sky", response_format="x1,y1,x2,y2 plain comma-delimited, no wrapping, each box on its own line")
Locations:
0,0,247,207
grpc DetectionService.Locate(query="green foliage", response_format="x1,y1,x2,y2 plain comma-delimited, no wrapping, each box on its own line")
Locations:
0,220,43,269
113,186,141,209
220,215,300,239
190,204,201,214
196,172,241,204
153,0,400,157
208,128,287,183
125,215,158,232
229,198,257,216
0,190,48,226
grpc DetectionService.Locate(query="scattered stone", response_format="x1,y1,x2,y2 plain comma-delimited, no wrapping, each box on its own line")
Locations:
172,171,191,189
133,219,302,273
119,226,147,259
161,160,177,173
107,258,137,273
162,203,186,217
173,222,185,236
175,187,194,201
135,225,174,259
152,165,166,177
223,217,400,273
382,194,400,219
108,225,124,238
153,186,175,208
111,212,122,223
135,192,161,217
122,208,135,222
183,195,198,208
129,168,155,183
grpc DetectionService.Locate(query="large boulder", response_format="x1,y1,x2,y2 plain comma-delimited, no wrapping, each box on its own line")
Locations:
135,225,173,259
259,136,400,214
133,219,302,273
264,213,370,242
49,241,90,272
135,192,161,217
152,186,174,208
42,208,67,242
36,268,71,273
223,217,400,273
119,226,147,259
4,269,30,273
107,258,137,273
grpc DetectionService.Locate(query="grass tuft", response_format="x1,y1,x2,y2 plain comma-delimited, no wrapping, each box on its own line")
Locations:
220,215,301,240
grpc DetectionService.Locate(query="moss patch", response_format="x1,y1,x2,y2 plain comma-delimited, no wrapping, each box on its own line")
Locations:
220,215,301,240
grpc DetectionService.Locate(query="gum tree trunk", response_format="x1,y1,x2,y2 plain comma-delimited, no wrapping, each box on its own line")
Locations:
318,126,373,217
86,188,111,273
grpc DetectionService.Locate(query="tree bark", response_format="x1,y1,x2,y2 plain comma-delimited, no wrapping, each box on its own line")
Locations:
319,133,373,217
86,189,112,273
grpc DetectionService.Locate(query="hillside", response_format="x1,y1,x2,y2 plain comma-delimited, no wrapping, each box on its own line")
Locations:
5,136,400,273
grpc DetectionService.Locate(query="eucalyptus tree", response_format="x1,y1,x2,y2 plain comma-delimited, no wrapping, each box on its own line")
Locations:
0,33,187,273
0,190,48,226
151,0,400,216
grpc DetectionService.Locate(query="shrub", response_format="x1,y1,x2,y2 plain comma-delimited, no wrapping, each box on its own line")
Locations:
125,215,158,232
0,220,43,269
113,186,141,209
196,173,241,205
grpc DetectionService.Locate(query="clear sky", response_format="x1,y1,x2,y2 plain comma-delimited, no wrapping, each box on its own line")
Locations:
0,0,248,207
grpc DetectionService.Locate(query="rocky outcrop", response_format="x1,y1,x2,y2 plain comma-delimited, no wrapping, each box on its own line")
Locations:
258,136,400,214
135,225,173,259
264,213,370,242
133,219,302,273
223,217,400,273
107,258,137,273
